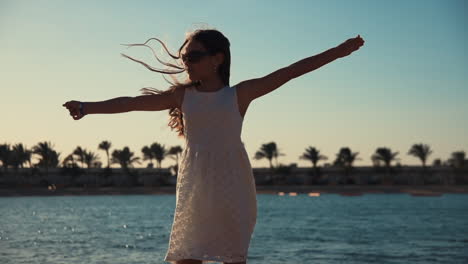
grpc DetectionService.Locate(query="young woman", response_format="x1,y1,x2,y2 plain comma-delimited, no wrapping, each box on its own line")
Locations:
63,29,364,264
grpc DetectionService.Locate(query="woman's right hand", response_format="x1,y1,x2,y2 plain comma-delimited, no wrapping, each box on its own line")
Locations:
336,34,365,58
63,100,85,120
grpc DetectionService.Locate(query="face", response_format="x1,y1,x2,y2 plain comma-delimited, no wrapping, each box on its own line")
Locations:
181,39,223,82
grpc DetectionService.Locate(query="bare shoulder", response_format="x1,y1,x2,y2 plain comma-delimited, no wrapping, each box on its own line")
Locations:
234,66,293,103
172,84,190,109
233,81,253,106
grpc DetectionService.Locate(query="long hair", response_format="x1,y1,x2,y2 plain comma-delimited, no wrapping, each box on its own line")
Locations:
120,29,231,138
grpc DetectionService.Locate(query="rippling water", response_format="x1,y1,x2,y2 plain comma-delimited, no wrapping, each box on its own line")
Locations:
1,193,467,264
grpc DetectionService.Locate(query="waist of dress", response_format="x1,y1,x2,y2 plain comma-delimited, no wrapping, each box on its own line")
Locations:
183,141,245,152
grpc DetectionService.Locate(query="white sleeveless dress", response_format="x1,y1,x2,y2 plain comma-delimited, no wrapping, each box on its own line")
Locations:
164,85,258,263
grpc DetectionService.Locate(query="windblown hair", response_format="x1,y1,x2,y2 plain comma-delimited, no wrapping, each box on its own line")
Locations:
120,29,231,138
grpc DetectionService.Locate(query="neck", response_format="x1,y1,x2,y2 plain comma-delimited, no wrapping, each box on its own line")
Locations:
197,77,225,92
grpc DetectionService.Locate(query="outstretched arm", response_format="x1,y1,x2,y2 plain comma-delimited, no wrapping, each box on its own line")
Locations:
62,87,181,120
236,35,365,102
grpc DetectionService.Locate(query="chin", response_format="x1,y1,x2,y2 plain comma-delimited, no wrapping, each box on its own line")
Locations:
189,75,203,83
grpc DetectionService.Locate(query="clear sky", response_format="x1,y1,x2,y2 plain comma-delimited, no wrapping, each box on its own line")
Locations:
1,0,467,168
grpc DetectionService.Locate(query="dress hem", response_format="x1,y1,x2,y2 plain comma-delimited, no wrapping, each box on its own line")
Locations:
164,253,247,263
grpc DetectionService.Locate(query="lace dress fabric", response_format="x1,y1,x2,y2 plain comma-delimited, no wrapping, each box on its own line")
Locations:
164,85,258,263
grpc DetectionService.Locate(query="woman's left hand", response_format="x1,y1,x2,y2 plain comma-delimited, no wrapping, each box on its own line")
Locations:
336,35,365,58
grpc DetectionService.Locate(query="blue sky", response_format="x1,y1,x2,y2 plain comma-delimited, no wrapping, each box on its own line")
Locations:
1,0,467,167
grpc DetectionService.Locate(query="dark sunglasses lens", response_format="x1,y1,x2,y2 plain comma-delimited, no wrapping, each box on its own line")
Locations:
183,51,208,63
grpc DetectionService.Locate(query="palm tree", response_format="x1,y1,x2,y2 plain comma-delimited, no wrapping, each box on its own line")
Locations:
32,141,61,177
300,146,328,169
111,147,141,186
83,150,100,168
98,141,112,168
11,143,32,169
371,147,399,184
273,143,285,168
73,146,86,168
300,146,328,184
408,143,433,184
9,144,32,184
254,142,284,169
0,143,13,173
141,146,155,168
334,147,360,184
62,154,76,168
408,143,433,168
167,146,183,175
11,143,31,184
254,142,285,184
82,150,100,186
111,147,141,169
334,147,360,168
371,147,399,168
168,146,183,166
150,142,167,169
10,145,22,170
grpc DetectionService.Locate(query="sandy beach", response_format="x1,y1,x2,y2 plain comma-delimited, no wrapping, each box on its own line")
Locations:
0,185,467,197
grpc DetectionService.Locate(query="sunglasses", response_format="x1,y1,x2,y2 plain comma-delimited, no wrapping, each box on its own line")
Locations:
181,50,211,64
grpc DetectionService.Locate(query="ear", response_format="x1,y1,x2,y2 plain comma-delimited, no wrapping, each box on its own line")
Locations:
213,52,224,66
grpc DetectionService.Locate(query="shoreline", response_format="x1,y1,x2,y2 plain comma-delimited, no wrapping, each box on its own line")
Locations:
0,185,467,197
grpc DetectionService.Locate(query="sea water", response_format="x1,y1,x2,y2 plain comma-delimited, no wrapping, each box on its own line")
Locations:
1,193,467,264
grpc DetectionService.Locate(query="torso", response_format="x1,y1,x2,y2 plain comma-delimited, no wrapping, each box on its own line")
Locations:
175,85,250,119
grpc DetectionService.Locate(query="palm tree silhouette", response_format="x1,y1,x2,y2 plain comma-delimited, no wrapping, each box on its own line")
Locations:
83,150,100,169
371,147,399,184
32,141,61,178
11,143,32,169
300,146,328,169
73,146,86,168
300,146,328,184
0,144,12,173
334,147,360,184
98,141,112,168
254,142,284,169
112,147,140,169
62,154,76,168
9,144,31,184
141,145,155,168
407,143,433,184
82,150,100,186
167,145,183,174
150,142,167,169
408,143,432,168
112,147,141,186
